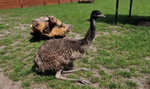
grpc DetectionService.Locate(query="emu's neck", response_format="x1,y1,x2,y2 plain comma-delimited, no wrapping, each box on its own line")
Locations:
81,17,96,46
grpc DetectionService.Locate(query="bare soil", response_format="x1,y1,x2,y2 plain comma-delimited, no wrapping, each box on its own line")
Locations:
13,23,30,30
31,84,50,89
127,75,150,89
0,68,22,89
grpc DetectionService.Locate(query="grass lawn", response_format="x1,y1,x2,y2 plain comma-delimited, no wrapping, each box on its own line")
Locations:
0,0,150,89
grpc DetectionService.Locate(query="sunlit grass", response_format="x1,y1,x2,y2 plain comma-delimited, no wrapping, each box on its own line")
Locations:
0,0,150,89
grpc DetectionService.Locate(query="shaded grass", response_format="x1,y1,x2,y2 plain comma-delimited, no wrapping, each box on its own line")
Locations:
0,0,150,89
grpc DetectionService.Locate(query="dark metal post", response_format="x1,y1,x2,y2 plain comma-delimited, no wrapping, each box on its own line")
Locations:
115,0,119,24
129,0,133,17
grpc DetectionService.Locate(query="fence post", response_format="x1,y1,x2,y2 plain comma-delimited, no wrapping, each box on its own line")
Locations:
58,0,61,4
19,0,23,8
43,0,46,5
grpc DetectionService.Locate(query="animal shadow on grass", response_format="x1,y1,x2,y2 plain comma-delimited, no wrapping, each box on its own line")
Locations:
31,61,74,76
29,35,64,42
96,14,150,26
32,64,55,76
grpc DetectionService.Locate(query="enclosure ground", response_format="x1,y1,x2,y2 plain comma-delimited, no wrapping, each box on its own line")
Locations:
0,0,150,89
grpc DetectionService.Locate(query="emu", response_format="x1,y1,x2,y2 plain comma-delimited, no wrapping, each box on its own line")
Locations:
33,10,105,84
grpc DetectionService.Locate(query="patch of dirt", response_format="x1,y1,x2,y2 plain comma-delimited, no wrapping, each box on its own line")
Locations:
112,30,122,35
0,16,5,21
99,31,110,36
13,23,30,30
3,52,11,56
145,56,150,61
107,25,122,29
99,64,114,75
0,16,6,24
89,44,97,52
98,30,122,37
95,33,101,37
0,68,22,89
0,46,6,50
127,75,150,89
67,32,82,39
137,19,150,27
31,84,50,89
10,40,22,46
93,69,101,78
92,69,101,88
92,83,99,89
99,64,150,89
0,30,11,38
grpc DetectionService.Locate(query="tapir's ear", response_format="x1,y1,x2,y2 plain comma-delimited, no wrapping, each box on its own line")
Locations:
47,17,51,30
47,16,51,22
47,16,54,23
32,20,38,27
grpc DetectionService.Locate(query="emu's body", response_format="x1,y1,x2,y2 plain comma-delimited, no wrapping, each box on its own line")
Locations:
34,10,105,84
34,38,84,73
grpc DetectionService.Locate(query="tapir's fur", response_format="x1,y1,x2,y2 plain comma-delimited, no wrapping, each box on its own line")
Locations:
31,16,72,38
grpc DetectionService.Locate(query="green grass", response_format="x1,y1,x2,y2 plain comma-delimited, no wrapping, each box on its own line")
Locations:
126,80,138,88
0,0,150,89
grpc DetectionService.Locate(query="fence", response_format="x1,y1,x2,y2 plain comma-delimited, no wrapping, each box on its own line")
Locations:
0,0,78,9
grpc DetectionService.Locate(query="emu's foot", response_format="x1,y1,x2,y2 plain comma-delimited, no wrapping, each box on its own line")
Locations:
79,79,91,85
80,68,91,71
62,68,91,74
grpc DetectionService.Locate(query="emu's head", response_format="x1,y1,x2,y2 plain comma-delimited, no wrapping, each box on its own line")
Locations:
91,10,105,19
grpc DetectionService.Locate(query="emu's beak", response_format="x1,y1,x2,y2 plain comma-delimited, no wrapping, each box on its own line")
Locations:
98,14,106,18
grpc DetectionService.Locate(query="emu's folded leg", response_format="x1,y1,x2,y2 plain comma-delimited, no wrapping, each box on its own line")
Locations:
62,68,90,74
55,69,91,85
